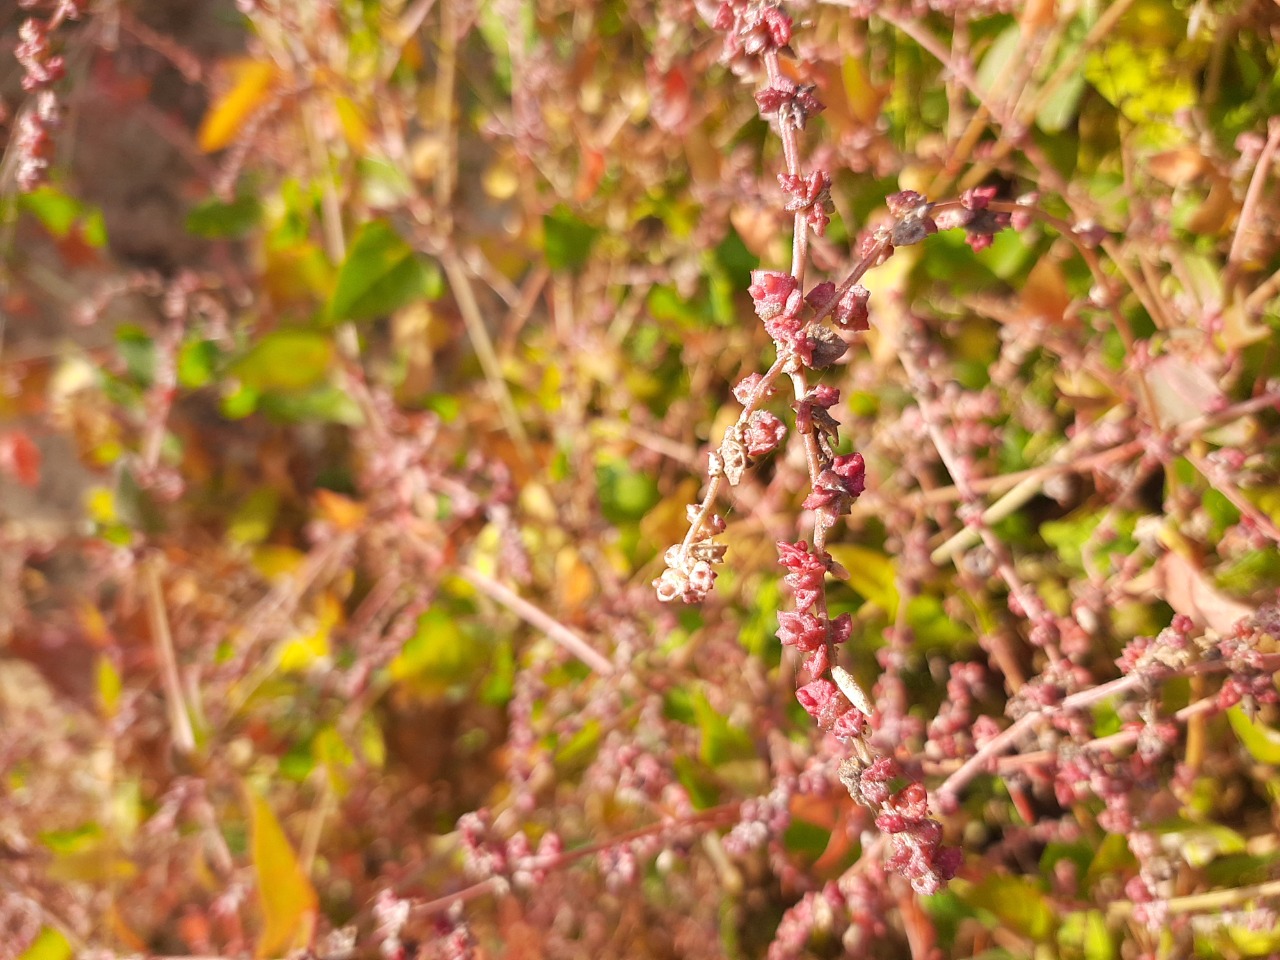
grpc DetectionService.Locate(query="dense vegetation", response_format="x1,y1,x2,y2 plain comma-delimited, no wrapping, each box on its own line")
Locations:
3,0,1280,957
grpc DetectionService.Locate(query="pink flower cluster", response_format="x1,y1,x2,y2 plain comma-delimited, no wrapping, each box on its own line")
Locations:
713,1,793,61
779,171,834,235
755,77,824,130
457,810,563,891
840,757,963,895
747,270,870,371
776,540,856,678
11,1,86,191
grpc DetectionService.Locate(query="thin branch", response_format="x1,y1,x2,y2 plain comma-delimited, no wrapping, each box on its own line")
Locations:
144,555,196,755
458,564,614,676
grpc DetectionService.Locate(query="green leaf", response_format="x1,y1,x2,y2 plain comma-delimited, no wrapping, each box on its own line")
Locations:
1038,71,1087,133
177,340,221,389
542,206,599,272
827,544,898,616
231,330,334,393
1204,851,1280,888
694,693,756,767
596,459,661,524
20,186,107,246
555,719,602,772
228,488,281,546
961,874,1056,940
672,754,721,810
1227,707,1280,765
328,220,442,322
1085,833,1136,887
242,784,318,958
257,385,364,425
389,607,482,690
1154,817,1246,868
783,819,833,858
1058,910,1116,960
116,326,156,386
187,194,263,238
975,25,1022,100
907,595,974,650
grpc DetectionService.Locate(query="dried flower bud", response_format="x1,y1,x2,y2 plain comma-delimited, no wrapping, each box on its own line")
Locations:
748,270,801,321
755,78,825,130
744,410,787,456
803,325,848,369
832,284,870,330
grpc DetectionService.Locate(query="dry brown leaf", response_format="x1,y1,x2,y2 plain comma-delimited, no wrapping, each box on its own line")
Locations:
1146,354,1226,429
1147,147,1209,187
1018,256,1072,326
1155,551,1252,635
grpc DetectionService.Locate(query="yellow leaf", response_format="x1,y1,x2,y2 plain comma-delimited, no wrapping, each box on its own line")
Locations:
199,59,279,153
827,544,899,616
96,655,122,718
18,928,72,960
243,784,318,958
251,544,306,581
332,95,370,152
278,593,341,673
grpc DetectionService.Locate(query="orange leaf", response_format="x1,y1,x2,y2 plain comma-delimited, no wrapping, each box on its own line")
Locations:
313,489,368,532
243,783,318,958
199,59,279,153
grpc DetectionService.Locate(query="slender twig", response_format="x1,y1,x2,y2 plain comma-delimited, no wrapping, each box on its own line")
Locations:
458,564,614,675
144,555,196,755
412,803,742,919
1225,117,1280,290
938,654,1280,801
1111,878,1280,919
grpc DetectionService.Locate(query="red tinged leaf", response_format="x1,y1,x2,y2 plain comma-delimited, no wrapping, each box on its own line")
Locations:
0,431,41,488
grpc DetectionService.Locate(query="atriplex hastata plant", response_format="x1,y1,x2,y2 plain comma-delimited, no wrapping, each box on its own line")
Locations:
649,0,1047,894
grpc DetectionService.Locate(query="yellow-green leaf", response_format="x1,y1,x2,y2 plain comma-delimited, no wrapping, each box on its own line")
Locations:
961,874,1056,940
243,784,318,958
96,655,122,718
231,330,334,393
19,928,72,960
827,544,899,616
1228,707,1280,765
328,220,442,323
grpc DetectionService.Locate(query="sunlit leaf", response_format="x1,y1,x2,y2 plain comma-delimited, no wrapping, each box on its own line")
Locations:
230,330,334,393
96,656,122,718
177,340,221,389
827,544,898,616
1154,817,1246,868
960,874,1056,940
1057,910,1115,960
1228,707,1280,765
199,59,279,152
328,220,442,322
389,607,485,691
20,186,107,246
19,928,72,960
243,784,318,958
228,488,281,546
975,25,1022,97
555,719,602,772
